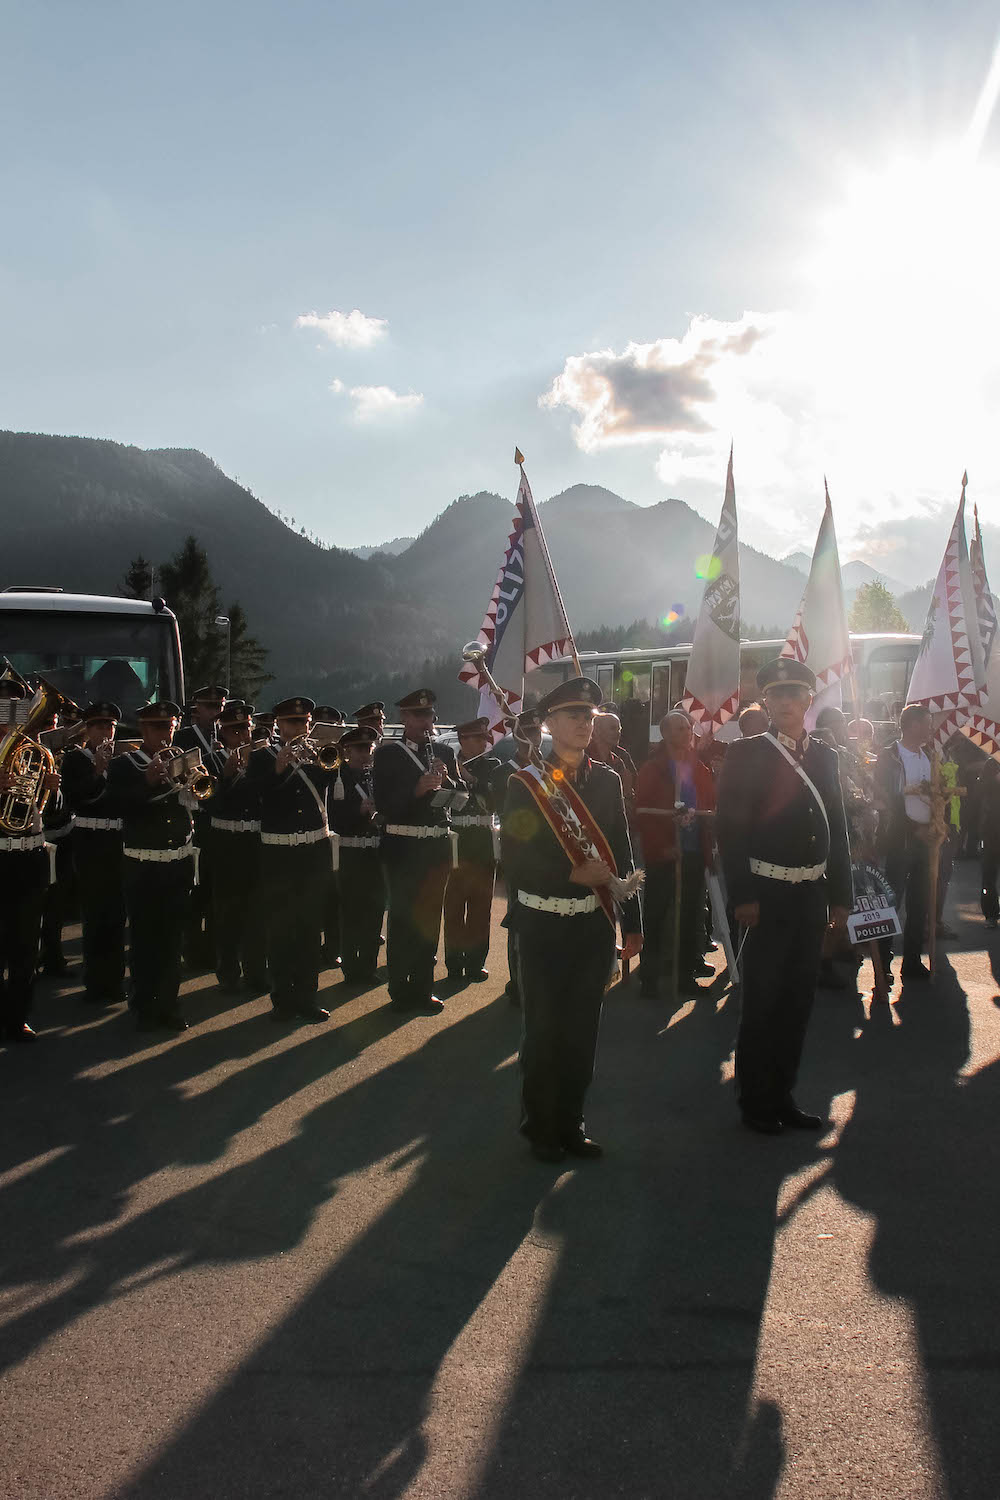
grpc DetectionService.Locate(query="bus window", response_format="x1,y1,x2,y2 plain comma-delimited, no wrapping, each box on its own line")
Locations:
863,643,920,713
619,662,651,710
651,663,671,724
670,659,687,709
0,612,180,721
523,659,572,705
596,664,615,702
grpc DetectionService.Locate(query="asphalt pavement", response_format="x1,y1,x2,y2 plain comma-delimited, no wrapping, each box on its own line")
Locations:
2,861,1000,1500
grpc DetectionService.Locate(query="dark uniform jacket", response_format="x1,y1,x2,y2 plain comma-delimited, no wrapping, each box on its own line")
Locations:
175,724,218,758
716,731,852,910
105,752,194,850
204,749,261,826
501,754,641,934
243,745,329,835
455,752,501,863
373,737,460,829
327,766,379,838
61,745,119,822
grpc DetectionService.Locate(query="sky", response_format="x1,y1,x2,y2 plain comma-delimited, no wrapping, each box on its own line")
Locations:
4,0,1000,582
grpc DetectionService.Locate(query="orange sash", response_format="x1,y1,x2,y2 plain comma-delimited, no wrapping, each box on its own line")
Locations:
513,762,618,928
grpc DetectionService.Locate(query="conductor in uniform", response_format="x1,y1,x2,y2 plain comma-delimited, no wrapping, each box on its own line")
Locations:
328,725,384,984
501,677,642,1162
716,659,853,1134
373,688,460,1015
444,716,501,982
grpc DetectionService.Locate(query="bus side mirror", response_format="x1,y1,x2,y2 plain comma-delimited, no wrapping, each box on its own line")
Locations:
152,597,166,613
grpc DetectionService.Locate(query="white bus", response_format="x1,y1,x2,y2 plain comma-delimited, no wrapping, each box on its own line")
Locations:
525,632,921,747
0,589,185,726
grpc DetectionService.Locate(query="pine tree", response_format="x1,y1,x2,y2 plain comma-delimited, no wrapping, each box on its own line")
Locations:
122,554,153,600
158,537,226,688
226,601,273,702
848,580,910,633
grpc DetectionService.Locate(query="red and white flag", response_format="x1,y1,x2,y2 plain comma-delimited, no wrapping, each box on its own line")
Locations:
679,448,741,733
459,450,579,742
939,497,1000,754
781,481,852,722
906,474,984,713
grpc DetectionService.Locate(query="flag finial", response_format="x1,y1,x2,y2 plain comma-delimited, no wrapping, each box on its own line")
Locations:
514,448,525,466
962,470,969,491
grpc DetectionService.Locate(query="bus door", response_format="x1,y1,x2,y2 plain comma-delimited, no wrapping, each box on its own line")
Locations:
595,662,615,704
618,661,652,765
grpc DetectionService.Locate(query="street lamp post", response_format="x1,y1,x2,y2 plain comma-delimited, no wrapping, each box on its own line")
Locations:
215,615,231,691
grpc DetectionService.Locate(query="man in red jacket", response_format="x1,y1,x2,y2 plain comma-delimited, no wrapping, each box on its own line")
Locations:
635,710,716,998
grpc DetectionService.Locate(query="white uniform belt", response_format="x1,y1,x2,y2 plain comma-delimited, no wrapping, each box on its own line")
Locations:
260,826,328,846
749,858,826,883
517,890,599,915
211,817,262,833
339,835,380,849
451,814,494,828
0,834,45,853
384,824,450,838
75,816,123,832
123,844,194,863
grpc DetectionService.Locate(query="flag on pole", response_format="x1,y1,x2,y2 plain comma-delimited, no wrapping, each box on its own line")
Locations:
906,474,984,712
679,447,741,732
459,449,580,742
780,480,852,720
938,498,1000,754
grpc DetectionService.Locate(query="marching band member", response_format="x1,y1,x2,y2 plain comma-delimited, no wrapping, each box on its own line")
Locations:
501,677,642,1162
635,709,716,1000
39,701,79,976
373,688,459,1015
205,700,267,995
243,697,334,1023
328,725,384,984
176,684,226,972
61,701,126,1007
444,717,501,982
354,701,386,740
314,706,344,966
0,673,60,1043
716,659,852,1134
491,707,544,1007
106,701,198,1033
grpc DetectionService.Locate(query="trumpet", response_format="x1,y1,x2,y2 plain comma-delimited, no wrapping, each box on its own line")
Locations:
285,734,341,770
160,748,214,800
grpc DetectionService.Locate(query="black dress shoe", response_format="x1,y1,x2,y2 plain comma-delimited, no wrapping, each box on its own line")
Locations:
292,1003,330,1022
467,967,489,982
561,1134,603,1159
416,995,445,1014
900,961,931,980
4,1023,38,1044
693,960,714,978
780,1106,824,1129
157,1011,190,1031
741,1113,784,1135
530,1141,566,1163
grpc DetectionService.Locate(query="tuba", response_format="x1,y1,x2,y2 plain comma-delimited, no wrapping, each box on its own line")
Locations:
0,678,71,834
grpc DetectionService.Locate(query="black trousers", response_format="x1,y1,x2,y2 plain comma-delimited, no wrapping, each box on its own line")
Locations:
40,835,76,966
517,906,616,1145
638,852,706,990
73,832,126,1002
881,831,930,968
124,857,192,1019
444,856,496,974
260,841,329,1011
212,831,267,989
382,837,451,1004
338,847,385,981
735,881,827,1121
322,865,341,961
982,848,1000,921
0,848,48,1033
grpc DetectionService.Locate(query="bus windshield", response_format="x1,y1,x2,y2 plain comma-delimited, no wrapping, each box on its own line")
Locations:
0,611,181,719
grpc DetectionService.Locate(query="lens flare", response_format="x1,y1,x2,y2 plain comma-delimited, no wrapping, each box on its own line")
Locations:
695,554,721,581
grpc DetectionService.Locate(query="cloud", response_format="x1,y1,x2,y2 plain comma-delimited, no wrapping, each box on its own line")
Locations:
540,314,776,451
329,381,423,420
539,151,1000,574
295,308,388,348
